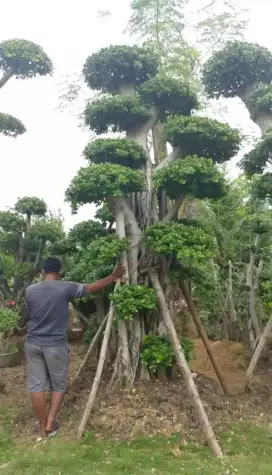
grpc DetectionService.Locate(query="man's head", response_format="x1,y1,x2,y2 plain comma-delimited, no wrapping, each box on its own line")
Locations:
42,257,62,280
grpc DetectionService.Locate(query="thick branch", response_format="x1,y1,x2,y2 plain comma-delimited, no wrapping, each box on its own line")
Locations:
155,147,180,171
162,197,184,222
0,69,14,89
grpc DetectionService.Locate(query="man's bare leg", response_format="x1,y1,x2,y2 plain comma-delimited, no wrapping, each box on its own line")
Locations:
31,392,47,438
46,391,65,432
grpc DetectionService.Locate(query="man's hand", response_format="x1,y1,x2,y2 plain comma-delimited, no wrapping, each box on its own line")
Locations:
111,265,126,281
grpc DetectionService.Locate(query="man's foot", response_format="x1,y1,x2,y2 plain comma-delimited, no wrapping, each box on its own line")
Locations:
47,421,60,438
34,421,47,438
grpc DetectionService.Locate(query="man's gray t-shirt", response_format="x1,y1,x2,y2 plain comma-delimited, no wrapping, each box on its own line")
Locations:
25,281,86,347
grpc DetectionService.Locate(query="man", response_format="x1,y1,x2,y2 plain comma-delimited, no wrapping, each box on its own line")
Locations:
25,256,124,440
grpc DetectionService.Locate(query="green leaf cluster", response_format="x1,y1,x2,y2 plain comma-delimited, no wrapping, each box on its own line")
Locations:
110,285,156,320
247,85,272,119
65,164,144,210
66,235,129,285
251,173,272,202
95,204,114,226
145,221,217,262
240,128,272,176
164,116,241,163
83,44,157,92
0,113,26,138
154,156,226,200
139,75,199,120
84,95,150,134
83,138,147,169
0,39,53,78
203,41,272,99
68,220,107,248
0,307,18,335
140,333,194,373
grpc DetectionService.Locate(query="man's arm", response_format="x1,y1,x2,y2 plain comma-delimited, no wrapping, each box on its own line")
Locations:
65,265,125,299
84,265,124,294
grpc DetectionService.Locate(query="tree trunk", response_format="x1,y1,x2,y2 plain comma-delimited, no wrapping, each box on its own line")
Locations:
245,317,272,391
149,270,223,457
180,281,228,395
246,235,261,347
77,302,115,439
114,199,133,384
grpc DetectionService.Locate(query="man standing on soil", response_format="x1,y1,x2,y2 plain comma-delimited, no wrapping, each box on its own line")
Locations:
25,256,124,440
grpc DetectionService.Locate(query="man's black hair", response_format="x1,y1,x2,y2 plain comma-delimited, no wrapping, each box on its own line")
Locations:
42,257,62,274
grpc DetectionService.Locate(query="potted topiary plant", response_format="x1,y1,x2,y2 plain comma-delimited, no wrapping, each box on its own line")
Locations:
0,306,20,367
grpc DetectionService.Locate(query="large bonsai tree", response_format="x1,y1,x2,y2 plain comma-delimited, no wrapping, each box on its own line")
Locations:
66,44,242,454
0,38,53,138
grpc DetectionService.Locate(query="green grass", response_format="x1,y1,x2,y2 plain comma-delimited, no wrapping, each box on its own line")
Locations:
0,407,272,474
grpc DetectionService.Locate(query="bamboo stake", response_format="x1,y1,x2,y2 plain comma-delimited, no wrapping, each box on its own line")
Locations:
149,270,223,458
71,314,108,385
245,316,272,391
77,302,115,439
180,281,228,395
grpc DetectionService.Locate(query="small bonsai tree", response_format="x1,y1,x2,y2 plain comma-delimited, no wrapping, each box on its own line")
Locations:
0,306,18,353
67,44,242,454
0,38,53,138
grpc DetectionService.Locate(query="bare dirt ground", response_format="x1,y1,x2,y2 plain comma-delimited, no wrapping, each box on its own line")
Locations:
1,338,272,442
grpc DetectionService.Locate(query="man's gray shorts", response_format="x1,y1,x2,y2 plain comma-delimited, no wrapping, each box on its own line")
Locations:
25,343,69,393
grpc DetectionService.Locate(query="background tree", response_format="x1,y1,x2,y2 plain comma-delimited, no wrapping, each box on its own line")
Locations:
0,38,53,138
0,196,64,305
202,41,272,348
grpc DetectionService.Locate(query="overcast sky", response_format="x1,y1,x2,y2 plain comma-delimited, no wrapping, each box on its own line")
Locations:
0,0,271,230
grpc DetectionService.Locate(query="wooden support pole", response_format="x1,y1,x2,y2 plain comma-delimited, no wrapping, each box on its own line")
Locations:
77,302,115,439
149,270,223,458
245,316,272,391
180,281,228,395
71,314,108,385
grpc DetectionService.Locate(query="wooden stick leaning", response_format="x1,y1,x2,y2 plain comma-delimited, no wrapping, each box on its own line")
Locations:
180,281,228,395
245,316,272,392
149,269,223,458
77,297,117,440
71,313,109,386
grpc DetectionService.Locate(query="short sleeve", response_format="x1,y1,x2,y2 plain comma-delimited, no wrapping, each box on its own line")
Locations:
65,282,86,300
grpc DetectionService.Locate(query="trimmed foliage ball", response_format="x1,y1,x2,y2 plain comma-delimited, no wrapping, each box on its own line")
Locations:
247,85,272,120
15,197,47,217
145,221,217,262
0,112,26,137
83,45,158,92
164,115,241,163
83,138,147,169
252,173,272,202
66,163,145,210
0,38,53,78
240,128,272,176
203,41,272,99
154,156,226,200
84,95,150,134
139,75,199,120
